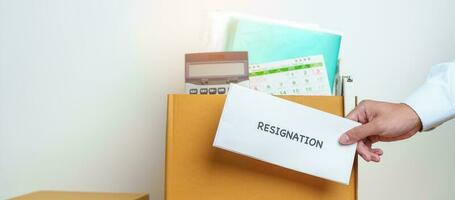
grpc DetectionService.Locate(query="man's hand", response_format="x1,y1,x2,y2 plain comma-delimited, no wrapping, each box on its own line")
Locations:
339,100,422,162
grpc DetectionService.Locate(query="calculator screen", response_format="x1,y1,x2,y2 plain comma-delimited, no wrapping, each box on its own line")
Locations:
188,62,246,78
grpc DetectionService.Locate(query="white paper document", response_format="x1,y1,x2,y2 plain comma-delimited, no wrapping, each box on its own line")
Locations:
213,84,360,184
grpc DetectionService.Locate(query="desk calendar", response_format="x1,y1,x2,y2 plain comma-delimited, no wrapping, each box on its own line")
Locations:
249,55,331,95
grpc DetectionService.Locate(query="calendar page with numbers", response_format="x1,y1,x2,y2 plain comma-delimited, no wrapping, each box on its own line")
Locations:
249,55,331,95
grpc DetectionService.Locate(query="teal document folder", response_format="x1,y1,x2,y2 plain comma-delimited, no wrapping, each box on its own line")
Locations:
225,18,341,90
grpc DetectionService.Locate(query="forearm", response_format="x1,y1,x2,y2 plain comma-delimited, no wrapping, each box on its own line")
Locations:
403,61,455,131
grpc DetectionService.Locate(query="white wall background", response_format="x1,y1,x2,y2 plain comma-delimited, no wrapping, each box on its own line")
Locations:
1,0,454,199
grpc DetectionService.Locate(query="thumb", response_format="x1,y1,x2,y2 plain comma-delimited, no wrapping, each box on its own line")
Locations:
339,122,379,145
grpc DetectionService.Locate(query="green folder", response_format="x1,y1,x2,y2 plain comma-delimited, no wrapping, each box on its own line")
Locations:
225,18,341,90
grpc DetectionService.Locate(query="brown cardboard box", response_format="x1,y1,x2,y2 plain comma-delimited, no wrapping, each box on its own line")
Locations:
166,95,357,200
10,191,149,200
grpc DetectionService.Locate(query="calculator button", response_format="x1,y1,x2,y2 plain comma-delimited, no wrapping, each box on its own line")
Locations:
189,88,198,94
209,88,217,94
217,87,226,94
199,88,208,94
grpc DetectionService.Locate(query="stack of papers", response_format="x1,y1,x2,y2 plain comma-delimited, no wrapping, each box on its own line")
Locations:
205,12,342,94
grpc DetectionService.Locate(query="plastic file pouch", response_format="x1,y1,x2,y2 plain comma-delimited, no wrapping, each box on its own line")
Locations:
225,17,341,91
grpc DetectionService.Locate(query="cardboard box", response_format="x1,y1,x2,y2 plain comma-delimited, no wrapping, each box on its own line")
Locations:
166,95,357,200
10,191,149,200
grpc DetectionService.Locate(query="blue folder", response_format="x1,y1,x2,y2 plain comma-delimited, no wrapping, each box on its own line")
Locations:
225,18,341,91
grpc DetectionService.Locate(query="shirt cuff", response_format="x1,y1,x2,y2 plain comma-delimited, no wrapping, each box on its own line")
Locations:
403,82,455,131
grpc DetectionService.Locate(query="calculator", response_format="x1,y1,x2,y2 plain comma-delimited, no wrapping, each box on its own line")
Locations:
185,51,249,95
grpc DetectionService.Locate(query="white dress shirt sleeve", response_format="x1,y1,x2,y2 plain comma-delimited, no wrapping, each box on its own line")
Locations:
403,61,455,131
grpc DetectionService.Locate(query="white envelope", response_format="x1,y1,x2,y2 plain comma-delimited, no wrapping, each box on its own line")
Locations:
213,84,360,185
